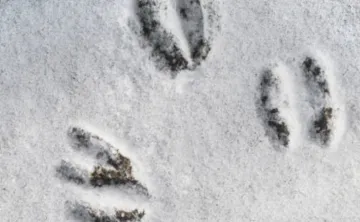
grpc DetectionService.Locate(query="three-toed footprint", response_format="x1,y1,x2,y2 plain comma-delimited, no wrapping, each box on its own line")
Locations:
56,126,149,222
258,52,345,151
134,0,221,76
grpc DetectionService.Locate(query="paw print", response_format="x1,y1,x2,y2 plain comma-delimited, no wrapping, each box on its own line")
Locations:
134,0,221,76
56,126,149,222
258,52,345,151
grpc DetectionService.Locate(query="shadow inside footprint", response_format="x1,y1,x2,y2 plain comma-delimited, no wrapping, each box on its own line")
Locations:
176,0,211,64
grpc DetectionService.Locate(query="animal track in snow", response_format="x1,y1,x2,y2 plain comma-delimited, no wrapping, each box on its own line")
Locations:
176,0,211,65
56,126,149,222
301,55,344,146
134,0,221,76
258,64,299,151
258,52,344,151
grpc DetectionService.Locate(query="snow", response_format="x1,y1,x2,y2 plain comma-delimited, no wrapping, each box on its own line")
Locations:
0,0,360,221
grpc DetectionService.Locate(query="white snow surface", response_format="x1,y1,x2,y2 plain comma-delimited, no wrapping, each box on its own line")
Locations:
0,0,360,221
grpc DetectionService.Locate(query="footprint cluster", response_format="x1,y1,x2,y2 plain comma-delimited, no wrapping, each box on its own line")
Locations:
55,1,223,219
258,55,343,151
51,1,346,220
56,127,148,222
135,0,219,76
